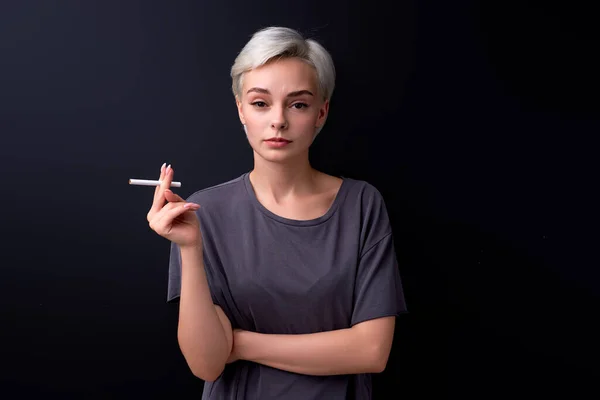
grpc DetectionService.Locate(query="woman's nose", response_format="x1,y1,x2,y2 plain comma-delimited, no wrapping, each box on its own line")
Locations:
271,108,288,130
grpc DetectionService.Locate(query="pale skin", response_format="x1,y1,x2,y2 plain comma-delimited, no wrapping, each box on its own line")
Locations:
147,57,395,381
147,163,233,382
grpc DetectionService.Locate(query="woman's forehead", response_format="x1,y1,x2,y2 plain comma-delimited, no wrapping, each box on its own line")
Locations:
242,58,318,93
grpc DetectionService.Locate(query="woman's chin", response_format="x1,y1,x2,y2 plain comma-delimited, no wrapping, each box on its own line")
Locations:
253,148,305,164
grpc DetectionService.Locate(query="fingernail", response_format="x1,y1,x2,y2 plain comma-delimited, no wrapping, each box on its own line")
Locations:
166,164,171,172
161,162,166,171
184,203,200,209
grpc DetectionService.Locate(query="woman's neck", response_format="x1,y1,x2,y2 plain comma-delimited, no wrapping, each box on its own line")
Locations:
249,155,319,203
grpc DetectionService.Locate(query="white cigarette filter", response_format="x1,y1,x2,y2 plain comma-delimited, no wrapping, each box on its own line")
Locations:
129,179,182,188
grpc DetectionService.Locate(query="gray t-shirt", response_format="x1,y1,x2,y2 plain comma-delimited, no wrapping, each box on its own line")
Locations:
167,172,407,400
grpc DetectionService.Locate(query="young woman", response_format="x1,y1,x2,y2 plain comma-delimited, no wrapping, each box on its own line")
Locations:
147,26,407,400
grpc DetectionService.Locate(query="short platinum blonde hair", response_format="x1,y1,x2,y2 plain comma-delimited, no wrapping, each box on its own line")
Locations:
231,27,336,138
231,27,336,101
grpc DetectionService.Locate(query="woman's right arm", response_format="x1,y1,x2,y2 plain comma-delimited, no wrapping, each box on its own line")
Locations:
146,163,232,382
178,243,233,382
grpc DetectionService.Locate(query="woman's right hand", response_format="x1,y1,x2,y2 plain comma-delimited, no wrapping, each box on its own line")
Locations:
147,163,202,248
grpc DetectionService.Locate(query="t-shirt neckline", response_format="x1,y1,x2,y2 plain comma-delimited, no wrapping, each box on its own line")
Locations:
242,172,349,227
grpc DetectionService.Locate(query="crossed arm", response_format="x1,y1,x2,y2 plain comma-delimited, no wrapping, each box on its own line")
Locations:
177,256,396,380
222,310,396,376
177,245,397,380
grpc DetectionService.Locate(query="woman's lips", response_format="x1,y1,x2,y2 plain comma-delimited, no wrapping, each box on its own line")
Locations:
265,138,291,148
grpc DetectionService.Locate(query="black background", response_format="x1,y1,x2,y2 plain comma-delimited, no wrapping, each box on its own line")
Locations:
1,1,598,398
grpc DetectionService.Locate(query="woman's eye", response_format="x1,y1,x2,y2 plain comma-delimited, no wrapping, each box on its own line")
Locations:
252,101,267,107
292,103,308,109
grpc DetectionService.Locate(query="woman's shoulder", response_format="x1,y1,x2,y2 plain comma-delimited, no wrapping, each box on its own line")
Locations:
338,174,386,205
184,173,248,206
338,174,391,227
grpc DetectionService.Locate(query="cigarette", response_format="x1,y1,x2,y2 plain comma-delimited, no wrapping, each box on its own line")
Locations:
129,179,182,188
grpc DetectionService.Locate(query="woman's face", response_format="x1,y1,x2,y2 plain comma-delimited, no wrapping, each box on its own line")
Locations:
236,57,329,164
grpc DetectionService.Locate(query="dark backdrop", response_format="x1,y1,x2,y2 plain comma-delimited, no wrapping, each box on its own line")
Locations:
2,1,598,398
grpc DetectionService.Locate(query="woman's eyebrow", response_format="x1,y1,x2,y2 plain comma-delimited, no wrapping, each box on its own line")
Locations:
246,87,314,97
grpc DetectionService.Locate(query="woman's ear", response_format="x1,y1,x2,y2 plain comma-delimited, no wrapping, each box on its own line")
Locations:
315,99,330,128
235,95,246,125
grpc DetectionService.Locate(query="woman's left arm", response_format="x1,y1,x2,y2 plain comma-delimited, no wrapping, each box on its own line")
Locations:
229,316,396,376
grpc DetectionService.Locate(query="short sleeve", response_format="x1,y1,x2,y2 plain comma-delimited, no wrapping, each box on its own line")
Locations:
166,241,182,303
166,241,222,306
351,233,407,325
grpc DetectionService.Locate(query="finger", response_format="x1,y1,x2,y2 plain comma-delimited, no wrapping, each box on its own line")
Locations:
149,201,174,233
149,163,171,218
148,164,166,222
154,163,166,199
157,164,173,201
162,164,174,191
164,189,186,203
152,163,166,206
151,202,200,235
150,198,185,226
